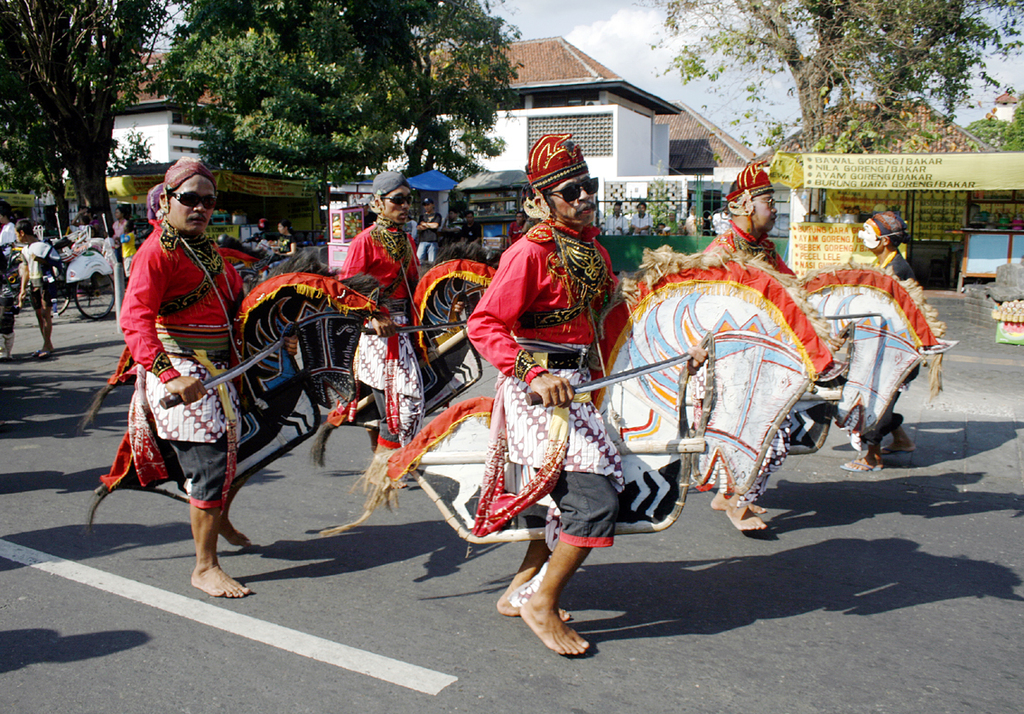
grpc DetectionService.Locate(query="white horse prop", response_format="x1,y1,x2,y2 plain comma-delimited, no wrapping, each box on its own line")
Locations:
326,250,842,542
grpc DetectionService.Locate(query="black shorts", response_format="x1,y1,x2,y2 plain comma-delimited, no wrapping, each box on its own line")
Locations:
550,470,619,548
169,435,229,508
371,387,402,449
28,279,54,311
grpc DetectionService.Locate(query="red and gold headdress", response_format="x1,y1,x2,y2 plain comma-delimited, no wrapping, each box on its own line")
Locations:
727,160,773,216
527,134,589,192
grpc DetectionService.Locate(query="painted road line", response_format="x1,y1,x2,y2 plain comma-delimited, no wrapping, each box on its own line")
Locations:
945,354,1020,367
0,538,457,695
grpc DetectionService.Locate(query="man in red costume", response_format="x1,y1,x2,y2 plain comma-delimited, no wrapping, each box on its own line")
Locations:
337,171,423,454
119,158,263,597
469,134,703,655
705,160,794,276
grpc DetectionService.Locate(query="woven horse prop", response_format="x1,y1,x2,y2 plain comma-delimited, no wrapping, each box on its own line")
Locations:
309,255,494,463
794,262,956,450
325,249,840,542
88,270,377,519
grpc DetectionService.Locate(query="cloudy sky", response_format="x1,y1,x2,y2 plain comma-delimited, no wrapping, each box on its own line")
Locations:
492,0,1019,151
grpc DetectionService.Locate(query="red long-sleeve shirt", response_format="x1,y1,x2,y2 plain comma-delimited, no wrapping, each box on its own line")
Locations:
120,226,242,382
337,225,419,302
468,222,616,383
705,221,795,276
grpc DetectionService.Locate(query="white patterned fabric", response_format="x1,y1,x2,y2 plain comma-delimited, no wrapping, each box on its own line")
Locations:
142,356,237,443
354,312,424,446
498,367,623,483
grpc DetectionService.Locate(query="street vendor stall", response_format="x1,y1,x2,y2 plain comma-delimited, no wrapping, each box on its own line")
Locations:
455,170,527,251
107,163,319,243
770,151,1024,286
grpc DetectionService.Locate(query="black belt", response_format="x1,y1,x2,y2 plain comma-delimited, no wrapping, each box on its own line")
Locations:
533,351,586,370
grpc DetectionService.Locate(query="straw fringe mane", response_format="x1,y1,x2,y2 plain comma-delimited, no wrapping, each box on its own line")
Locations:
608,246,834,347
800,260,946,399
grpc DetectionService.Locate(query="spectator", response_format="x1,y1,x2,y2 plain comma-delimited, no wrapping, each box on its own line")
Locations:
508,210,527,245
115,206,138,276
459,210,482,243
416,197,441,263
277,218,298,256
603,201,628,235
629,201,652,235
0,202,16,257
684,207,699,236
15,219,58,359
439,208,462,245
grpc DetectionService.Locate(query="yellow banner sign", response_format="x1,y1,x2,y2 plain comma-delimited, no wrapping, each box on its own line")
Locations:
789,223,873,275
800,152,1024,191
107,171,313,199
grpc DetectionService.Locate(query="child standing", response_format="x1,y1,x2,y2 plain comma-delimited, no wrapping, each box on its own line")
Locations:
15,219,58,359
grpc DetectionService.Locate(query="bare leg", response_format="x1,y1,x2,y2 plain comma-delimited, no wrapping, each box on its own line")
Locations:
711,491,766,515
884,426,915,452
366,426,379,452
519,541,591,655
36,305,54,353
864,443,883,468
711,492,767,531
219,487,251,547
190,505,252,598
496,539,570,621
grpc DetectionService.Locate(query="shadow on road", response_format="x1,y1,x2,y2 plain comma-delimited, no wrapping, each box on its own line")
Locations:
765,471,1024,534
0,628,150,674
571,537,1024,642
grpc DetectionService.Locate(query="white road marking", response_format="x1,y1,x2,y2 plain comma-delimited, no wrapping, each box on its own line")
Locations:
0,538,457,695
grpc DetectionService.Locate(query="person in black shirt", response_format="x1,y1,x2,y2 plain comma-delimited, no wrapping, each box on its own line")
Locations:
459,210,482,243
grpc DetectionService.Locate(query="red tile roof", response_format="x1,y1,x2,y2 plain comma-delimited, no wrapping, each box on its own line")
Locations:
507,37,621,88
655,102,754,173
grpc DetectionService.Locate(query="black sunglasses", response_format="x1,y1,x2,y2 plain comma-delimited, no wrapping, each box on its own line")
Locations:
385,194,413,206
547,177,599,203
169,191,217,210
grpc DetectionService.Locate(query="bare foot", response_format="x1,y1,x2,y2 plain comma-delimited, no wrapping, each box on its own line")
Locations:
192,565,252,598
726,504,767,531
219,519,251,547
520,598,589,655
497,588,571,621
711,492,766,515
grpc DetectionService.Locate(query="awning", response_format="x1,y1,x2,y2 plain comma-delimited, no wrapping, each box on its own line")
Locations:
456,170,528,191
408,170,457,192
107,167,314,200
771,151,1024,191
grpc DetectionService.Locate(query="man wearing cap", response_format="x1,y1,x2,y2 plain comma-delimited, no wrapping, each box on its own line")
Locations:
338,171,423,455
416,197,441,264
841,211,917,472
706,161,794,276
118,158,268,597
468,134,703,655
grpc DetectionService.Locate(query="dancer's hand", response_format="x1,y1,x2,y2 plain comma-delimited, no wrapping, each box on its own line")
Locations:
529,372,574,408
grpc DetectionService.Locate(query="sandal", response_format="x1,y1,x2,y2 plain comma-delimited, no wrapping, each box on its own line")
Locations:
33,350,52,360
841,458,882,473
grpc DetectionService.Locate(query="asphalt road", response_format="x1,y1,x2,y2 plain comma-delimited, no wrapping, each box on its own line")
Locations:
1,293,1022,714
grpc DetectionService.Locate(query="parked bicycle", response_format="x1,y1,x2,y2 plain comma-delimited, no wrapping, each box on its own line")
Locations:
5,227,116,320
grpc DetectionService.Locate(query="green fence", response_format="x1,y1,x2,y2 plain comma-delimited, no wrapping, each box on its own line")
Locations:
597,235,790,273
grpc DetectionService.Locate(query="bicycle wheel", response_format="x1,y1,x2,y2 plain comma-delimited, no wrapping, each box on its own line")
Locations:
74,273,115,320
53,279,72,315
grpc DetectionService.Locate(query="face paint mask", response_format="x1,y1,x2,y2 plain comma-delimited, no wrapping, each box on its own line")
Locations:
859,225,881,249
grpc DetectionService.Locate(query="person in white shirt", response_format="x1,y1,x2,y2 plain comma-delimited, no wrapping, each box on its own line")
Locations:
629,201,652,235
0,203,16,256
602,201,629,235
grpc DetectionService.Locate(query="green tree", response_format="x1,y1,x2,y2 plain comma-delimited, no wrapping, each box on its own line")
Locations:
161,0,428,198
0,0,169,218
0,67,69,222
662,0,1023,150
394,0,518,176
1004,105,1024,150
160,0,516,192
109,129,155,174
966,116,1010,149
